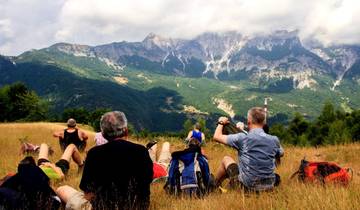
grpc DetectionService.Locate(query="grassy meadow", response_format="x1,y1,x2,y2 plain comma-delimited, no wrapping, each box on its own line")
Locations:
0,122,359,210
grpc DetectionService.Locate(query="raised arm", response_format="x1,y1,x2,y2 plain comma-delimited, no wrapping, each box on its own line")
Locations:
213,117,229,145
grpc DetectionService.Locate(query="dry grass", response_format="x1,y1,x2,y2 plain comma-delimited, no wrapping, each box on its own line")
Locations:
0,122,359,210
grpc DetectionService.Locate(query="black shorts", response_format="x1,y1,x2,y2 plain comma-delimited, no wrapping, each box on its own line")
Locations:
55,159,70,175
37,158,50,166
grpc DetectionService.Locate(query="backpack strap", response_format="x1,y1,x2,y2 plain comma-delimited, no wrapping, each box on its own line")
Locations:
290,170,300,179
290,157,308,180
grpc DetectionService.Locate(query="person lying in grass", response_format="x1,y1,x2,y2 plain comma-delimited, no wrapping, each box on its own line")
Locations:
0,156,62,209
37,143,85,180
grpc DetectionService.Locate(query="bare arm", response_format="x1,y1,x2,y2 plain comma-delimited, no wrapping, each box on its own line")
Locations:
186,131,192,139
213,117,229,145
53,130,63,138
79,130,88,141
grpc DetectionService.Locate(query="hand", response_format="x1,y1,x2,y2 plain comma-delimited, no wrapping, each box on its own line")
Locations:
236,122,245,130
218,117,229,125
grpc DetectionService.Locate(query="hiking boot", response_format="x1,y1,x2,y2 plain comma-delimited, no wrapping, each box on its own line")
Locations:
20,142,40,155
146,140,158,150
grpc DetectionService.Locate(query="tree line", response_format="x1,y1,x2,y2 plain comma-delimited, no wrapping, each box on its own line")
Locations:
269,102,360,146
0,82,110,132
1,82,359,146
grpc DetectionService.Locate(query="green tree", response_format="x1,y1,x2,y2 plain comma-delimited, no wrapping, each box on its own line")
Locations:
62,107,90,124
324,120,347,145
196,117,210,139
289,113,309,136
182,118,193,137
89,108,111,132
269,123,293,145
0,82,48,122
317,101,336,124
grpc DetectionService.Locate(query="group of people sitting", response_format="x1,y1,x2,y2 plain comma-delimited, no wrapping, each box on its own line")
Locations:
0,107,284,210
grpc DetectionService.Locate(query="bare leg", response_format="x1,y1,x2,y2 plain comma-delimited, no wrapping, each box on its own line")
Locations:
61,144,83,166
148,144,157,162
38,143,50,161
215,156,236,186
56,185,79,203
158,142,171,168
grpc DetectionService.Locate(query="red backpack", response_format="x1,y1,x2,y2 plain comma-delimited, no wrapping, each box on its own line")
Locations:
291,159,352,186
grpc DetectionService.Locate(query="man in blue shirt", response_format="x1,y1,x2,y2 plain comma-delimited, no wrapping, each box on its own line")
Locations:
213,107,284,191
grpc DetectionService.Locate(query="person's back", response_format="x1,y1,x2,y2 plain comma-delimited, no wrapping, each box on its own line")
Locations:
230,128,280,189
213,107,283,192
80,135,153,209
54,119,88,152
63,128,83,149
191,130,202,143
187,123,205,146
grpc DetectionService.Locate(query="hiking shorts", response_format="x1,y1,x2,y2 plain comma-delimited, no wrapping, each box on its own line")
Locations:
55,159,70,175
65,191,92,210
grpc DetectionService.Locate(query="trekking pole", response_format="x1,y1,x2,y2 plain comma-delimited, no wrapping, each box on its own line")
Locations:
264,97,270,123
221,117,247,135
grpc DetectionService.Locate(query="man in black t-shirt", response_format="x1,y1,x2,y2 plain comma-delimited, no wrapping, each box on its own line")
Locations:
56,111,153,210
53,118,88,152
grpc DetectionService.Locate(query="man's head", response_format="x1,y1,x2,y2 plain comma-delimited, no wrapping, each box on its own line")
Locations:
19,156,36,166
247,107,266,129
194,122,201,131
100,111,128,141
67,118,77,128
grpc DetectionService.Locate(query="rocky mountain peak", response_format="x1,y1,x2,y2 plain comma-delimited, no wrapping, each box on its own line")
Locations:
50,43,94,57
142,33,175,50
245,30,301,51
37,30,360,90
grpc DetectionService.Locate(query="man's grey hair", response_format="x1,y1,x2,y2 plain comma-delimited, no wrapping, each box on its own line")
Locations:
100,111,128,141
247,107,266,125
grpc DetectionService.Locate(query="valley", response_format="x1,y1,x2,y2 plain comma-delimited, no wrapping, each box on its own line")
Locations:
1,30,360,131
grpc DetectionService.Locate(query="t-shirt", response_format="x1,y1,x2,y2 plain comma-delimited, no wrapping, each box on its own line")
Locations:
191,130,203,143
40,166,62,180
226,128,284,190
80,139,153,210
153,163,167,181
94,132,108,146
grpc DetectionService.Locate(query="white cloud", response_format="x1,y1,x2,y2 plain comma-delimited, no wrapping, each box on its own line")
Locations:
0,0,360,55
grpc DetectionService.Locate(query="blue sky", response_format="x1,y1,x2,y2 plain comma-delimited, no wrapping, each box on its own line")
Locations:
0,0,359,55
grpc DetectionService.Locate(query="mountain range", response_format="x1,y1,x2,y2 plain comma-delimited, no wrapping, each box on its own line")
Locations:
0,30,359,131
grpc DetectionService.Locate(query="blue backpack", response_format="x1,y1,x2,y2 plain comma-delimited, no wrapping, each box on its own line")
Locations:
164,146,214,197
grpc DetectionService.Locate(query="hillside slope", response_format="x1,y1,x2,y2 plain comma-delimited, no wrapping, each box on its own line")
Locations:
1,31,360,132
